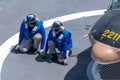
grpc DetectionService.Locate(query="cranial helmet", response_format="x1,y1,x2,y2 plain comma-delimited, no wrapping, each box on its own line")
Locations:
52,21,63,28
26,14,37,27
26,14,36,22
52,21,64,33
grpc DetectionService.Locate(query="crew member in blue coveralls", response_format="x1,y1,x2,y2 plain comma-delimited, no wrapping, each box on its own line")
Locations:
15,14,46,55
45,21,72,65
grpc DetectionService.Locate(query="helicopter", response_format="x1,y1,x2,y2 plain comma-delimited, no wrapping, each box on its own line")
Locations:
89,0,120,64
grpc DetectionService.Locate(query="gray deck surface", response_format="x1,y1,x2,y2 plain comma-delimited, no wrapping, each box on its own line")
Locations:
0,0,109,80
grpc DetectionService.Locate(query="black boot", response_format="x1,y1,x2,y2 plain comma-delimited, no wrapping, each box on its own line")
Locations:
51,53,58,62
48,53,58,63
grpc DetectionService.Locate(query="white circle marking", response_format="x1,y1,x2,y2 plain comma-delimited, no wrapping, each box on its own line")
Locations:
0,9,106,79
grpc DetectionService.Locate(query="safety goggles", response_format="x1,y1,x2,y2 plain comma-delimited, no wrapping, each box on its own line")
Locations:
29,21,36,25
27,21,36,27
53,28,60,32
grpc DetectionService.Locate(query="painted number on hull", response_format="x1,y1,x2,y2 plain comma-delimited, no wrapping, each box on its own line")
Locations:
102,29,120,41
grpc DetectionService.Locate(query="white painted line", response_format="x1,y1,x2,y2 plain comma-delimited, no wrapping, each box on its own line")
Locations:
0,33,19,79
43,9,106,28
0,9,106,79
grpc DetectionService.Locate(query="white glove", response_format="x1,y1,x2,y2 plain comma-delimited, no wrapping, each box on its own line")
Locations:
37,49,44,54
55,48,60,53
15,44,20,50
40,49,44,53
